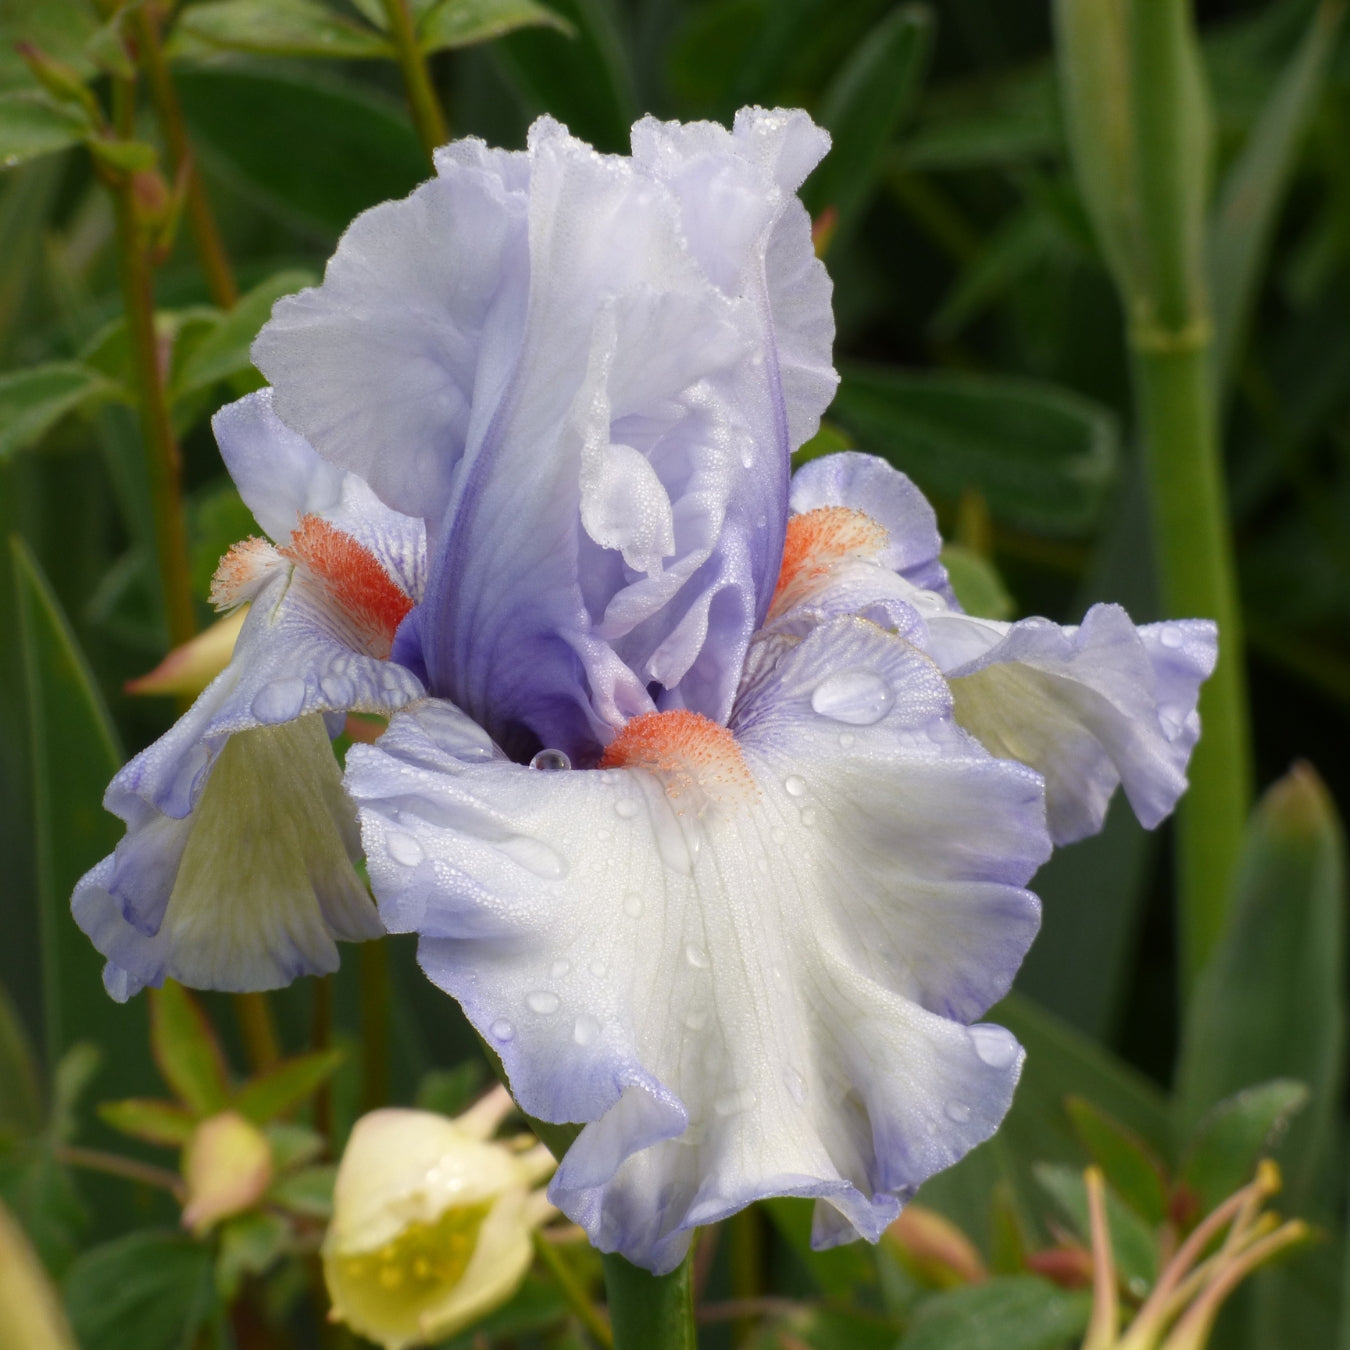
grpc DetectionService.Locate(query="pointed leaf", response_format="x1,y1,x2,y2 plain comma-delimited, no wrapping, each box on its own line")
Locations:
898,1276,1091,1350
97,1098,198,1148
1176,764,1346,1210
231,1048,344,1125
806,6,932,243
418,0,570,53
215,1210,290,1301
1065,1097,1169,1225
168,0,394,59
832,365,1118,535
0,363,119,460
148,982,230,1115
0,981,43,1139
1179,1079,1309,1215
266,1163,335,1218
1209,1,1344,404
1032,1163,1157,1294
0,92,88,168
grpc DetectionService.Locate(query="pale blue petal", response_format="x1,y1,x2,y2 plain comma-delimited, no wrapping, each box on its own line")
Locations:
346,618,1045,1272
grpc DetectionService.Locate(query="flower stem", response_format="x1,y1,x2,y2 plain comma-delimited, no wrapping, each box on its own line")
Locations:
358,938,390,1112
1126,0,1251,993
109,76,196,650
379,0,448,162
533,1231,614,1348
55,1144,185,1201
233,991,281,1072
601,1252,697,1350
131,3,238,309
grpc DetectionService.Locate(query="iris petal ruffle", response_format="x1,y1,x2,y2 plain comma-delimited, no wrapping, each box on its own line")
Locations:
254,111,837,763
345,616,1046,1272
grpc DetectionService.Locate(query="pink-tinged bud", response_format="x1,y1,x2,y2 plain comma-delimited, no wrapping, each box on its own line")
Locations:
126,608,246,698
883,1204,987,1288
1025,1244,1094,1289
323,1094,555,1350
181,1110,273,1236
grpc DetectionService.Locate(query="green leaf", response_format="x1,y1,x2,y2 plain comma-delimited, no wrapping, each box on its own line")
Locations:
84,138,157,174
264,1121,324,1172
174,268,317,397
415,1061,487,1117
97,1098,198,1148
1208,1,1344,405
148,982,230,1116
169,0,394,59
1032,1163,1157,1294
232,1048,344,1125
831,365,1119,535
0,92,88,169
419,0,571,53
1175,763,1346,1210
0,1144,86,1274
267,1163,335,1218
50,1042,101,1144
761,1197,878,1300
63,1230,218,1350
493,0,635,152
940,545,1013,620
1065,1097,1169,1225
0,363,119,460
11,538,126,1070
215,1209,290,1300
899,67,1060,171
807,6,932,242
898,1276,1091,1350
0,981,43,1139
1179,1079,1309,1215
175,65,427,238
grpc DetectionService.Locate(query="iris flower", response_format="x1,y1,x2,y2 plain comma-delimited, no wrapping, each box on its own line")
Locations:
73,110,1215,1274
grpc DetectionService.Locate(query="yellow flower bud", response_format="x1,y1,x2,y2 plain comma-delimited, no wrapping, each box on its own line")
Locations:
323,1090,555,1350
181,1110,273,1236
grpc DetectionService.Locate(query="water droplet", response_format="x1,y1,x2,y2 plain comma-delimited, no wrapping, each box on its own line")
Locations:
1158,702,1187,737
623,893,644,917
1159,625,1183,649
926,1119,939,1136
386,832,424,866
838,732,855,749
550,958,571,979
525,990,560,1015
799,807,817,827
321,673,355,706
910,589,948,615
530,748,571,772
685,942,710,969
599,770,618,785
945,1100,972,1124
784,775,807,797
250,677,307,724
969,1024,1019,1070
755,854,771,875
500,835,568,880
810,669,894,726
783,1068,807,1104
491,1019,514,1042
573,1013,600,1046
614,798,640,819
770,826,787,844
589,959,608,977
596,827,612,843
684,1008,708,1031
714,1088,757,1116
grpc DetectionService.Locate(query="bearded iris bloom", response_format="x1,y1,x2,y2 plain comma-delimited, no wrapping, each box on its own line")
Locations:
73,109,1215,1274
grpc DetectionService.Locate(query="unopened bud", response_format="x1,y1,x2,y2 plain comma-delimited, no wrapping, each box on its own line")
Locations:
181,1110,273,1235
883,1204,987,1288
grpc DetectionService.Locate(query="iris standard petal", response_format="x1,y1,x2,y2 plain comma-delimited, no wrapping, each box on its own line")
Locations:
346,617,1046,1273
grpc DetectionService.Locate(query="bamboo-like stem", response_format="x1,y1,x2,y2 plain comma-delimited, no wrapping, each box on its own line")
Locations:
233,991,282,1072
380,0,449,161
532,1231,614,1348
727,1208,765,1347
55,1144,185,1200
132,3,238,308
601,1252,697,1350
110,75,196,650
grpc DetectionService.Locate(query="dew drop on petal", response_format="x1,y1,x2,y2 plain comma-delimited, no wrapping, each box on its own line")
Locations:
525,990,560,1015
491,1019,514,1042
251,677,307,724
614,798,640,819
685,942,710,969
783,1068,807,1104
500,835,568,880
550,959,571,979
810,669,894,726
784,775,807,797
838,732,855,749
969,1024,1020,1070
530,749,571,772
386,831,424,867
321,674,355,706
684,1008,708,1031
589,959,608,977
945,1100,972,1124
1158,703,1187,737
799,807,817,827
1159,625,1183,649
573,1014,600,1046
623,893,644,917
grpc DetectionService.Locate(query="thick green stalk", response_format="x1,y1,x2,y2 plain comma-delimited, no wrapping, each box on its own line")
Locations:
109,79,195,649
233,990,281,1071
601,1253,697,1350
380,0,449,161
1127,0,1251,989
